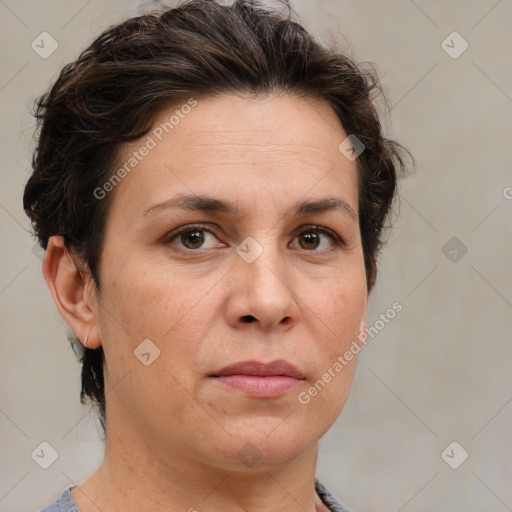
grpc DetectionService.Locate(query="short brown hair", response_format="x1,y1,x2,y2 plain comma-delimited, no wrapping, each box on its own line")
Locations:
23,0,411,434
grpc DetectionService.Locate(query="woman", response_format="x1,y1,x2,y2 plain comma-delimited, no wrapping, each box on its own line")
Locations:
24,1,409,510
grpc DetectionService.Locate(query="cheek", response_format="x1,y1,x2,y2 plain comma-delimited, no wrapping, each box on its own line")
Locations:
100,257,202,337
303,266,366,396
307,265,367,334
95,265,207,425
97,256,221,393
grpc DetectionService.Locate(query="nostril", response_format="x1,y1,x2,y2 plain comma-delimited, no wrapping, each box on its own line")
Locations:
242,315,256,323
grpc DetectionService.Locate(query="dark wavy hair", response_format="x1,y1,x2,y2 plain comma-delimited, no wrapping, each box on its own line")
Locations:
23,0,411,436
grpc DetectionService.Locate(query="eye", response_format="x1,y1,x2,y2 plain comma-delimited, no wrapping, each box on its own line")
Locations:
290,225,344,252
166,223,224,251
165,223,344,253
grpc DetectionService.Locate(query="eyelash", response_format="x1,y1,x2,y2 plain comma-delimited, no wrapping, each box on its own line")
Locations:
165,223,345,252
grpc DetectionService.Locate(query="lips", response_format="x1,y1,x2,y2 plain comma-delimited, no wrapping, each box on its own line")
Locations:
211,359,304,379
210,359,305,397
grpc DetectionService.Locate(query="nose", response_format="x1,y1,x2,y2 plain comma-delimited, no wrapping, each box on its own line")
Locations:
225,241,300,332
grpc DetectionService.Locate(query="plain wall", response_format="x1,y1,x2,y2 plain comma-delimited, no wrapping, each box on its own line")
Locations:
1,1,511,511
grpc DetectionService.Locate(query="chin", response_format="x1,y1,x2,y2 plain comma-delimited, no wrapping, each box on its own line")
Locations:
204,423,319,472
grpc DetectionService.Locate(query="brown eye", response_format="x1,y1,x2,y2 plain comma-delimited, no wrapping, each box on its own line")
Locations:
292,226,343,252
180,229,205,249
166,223,224,252
298,231,320,250
166,224,342,253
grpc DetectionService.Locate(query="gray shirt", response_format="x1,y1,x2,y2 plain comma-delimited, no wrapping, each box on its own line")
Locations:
39,478,352,511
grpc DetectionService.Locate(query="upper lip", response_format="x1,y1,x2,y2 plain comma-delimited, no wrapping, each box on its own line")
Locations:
211,359,305,379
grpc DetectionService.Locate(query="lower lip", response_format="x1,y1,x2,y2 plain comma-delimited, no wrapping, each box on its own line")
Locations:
211,375,303,397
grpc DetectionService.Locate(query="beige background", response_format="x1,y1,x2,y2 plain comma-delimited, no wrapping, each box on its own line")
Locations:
1,1,511,511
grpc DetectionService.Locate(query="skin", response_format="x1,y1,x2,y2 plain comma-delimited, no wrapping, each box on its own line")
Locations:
44,93,368,512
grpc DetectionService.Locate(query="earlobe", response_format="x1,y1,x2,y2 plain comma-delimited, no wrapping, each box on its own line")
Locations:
42,236,101,349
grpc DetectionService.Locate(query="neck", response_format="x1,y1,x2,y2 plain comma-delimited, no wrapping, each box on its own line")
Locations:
72,417,328,512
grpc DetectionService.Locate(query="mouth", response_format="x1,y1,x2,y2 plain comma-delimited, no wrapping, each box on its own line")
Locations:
209,359,305,398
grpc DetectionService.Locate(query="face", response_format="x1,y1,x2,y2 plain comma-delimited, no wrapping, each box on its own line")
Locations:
93,93,367,470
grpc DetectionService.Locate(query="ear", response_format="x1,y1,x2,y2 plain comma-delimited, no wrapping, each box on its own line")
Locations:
42,236,101,349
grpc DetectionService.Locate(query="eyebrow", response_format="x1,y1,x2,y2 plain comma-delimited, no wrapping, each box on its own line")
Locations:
143,194,357,221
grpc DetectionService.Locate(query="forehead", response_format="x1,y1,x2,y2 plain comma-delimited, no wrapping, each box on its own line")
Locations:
154,93,345,153
118,93,350,161
110,93,358,218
